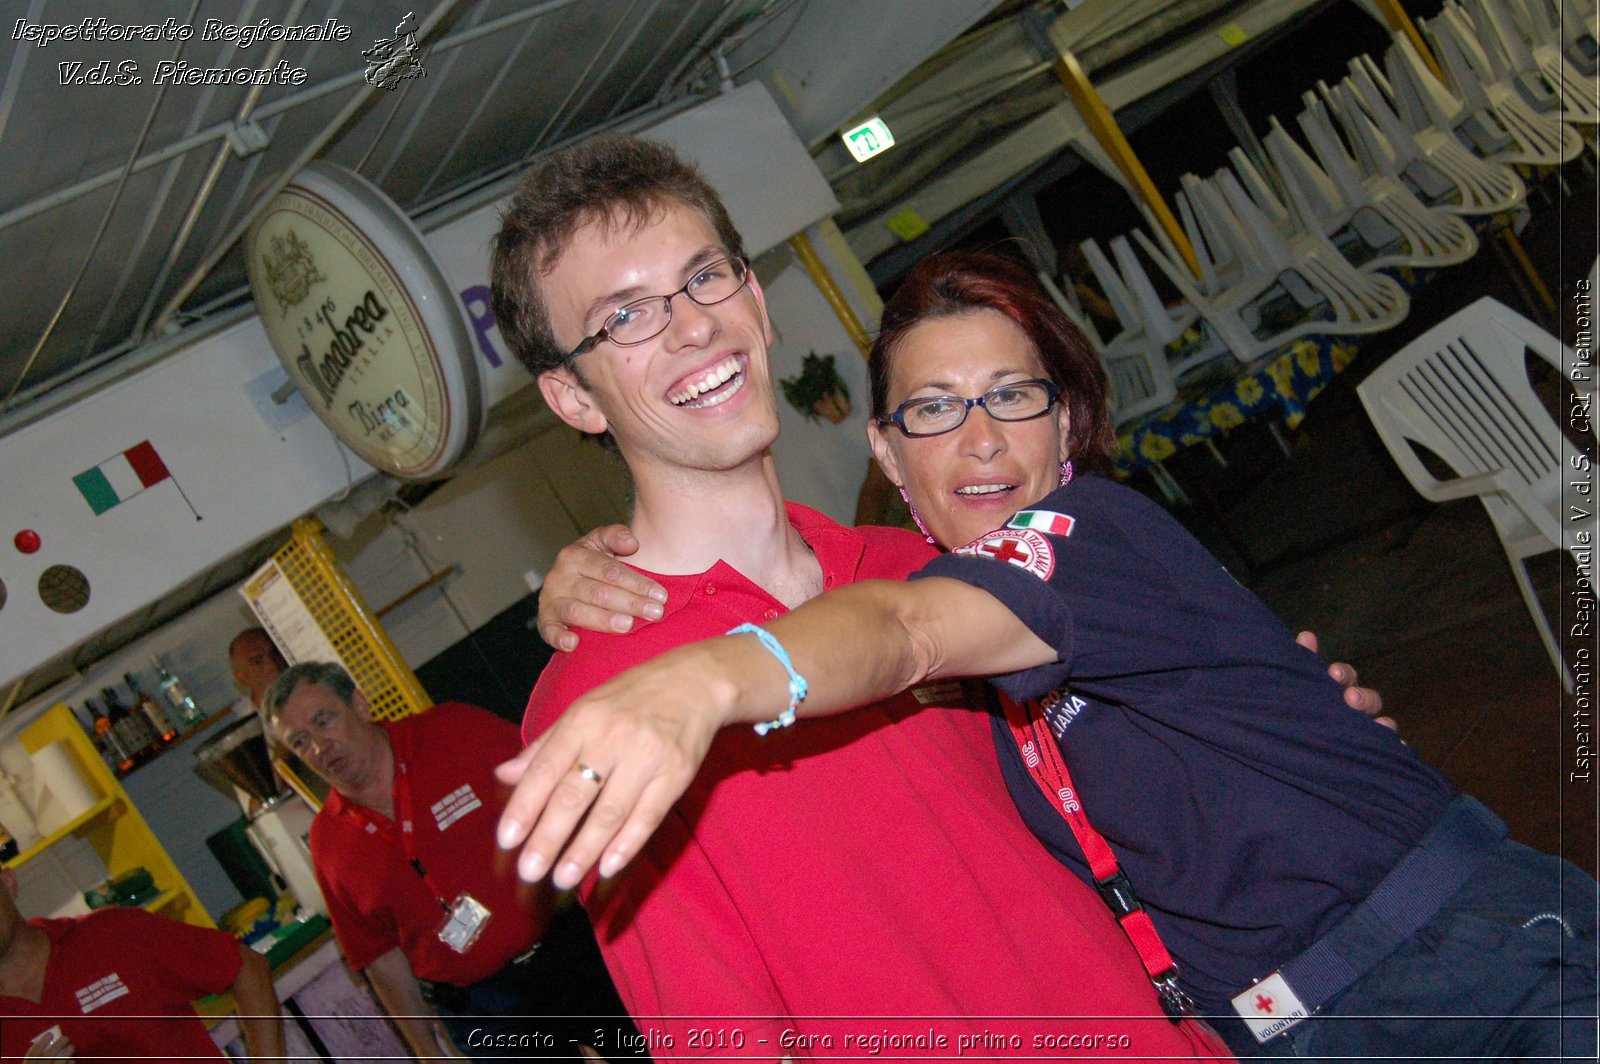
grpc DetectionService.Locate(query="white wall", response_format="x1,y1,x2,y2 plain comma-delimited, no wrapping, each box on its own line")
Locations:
762,222,883,521
331,418,636,666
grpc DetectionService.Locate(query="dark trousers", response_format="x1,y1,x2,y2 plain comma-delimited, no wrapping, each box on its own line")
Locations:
428,904,642,1062
1213,838,1598,1062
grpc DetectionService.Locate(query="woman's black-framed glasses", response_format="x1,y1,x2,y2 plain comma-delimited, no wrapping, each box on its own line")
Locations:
565,256,751,362
878,378,1062,438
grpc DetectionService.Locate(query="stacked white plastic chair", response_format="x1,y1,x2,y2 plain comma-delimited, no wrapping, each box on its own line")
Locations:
1463,0,1600,129
1267,95,1479,271
1330,58,1527,219
1174,175,1247,298
1078,239,1178,427
1134,163,1409,366
1111,235,1232,379
1551,0,1600,73
1356,297,1594,691
1412,10,1582,166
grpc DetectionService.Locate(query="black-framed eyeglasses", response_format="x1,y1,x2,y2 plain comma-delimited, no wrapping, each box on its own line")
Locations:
878,378,1062,438
565,256,751,362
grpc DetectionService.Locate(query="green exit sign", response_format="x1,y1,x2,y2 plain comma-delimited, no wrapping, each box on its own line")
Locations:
842,117,895,162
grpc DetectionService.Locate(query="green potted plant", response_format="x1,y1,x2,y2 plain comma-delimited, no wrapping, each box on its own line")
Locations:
780,352,852,424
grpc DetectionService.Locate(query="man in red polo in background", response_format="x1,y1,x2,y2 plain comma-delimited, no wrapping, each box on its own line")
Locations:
263,661,623,1061
0,865,285,1060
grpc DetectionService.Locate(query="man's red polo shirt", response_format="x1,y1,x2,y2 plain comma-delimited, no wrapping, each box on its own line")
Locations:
311,702,554,986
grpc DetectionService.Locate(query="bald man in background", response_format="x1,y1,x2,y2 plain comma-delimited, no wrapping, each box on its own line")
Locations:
228,627,288,717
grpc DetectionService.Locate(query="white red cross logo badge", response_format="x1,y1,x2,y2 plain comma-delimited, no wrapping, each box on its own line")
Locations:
1231,972,1310,1044
954,527,1055,580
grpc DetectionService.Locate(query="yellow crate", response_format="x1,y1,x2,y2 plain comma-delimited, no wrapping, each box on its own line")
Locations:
270,517,432,723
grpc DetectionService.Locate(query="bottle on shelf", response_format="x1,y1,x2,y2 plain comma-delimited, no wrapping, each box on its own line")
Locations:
125,672,177,744
85,698,136,775
103,686,158,765
152,658,206,730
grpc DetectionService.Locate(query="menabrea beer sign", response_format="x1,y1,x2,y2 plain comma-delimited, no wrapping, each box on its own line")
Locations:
246,163,482,480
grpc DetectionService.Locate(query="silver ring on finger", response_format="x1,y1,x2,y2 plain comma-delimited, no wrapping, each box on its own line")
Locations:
574,762,604,787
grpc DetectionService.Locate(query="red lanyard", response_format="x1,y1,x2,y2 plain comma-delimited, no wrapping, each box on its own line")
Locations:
339,739,451,912
996,687,1193,1019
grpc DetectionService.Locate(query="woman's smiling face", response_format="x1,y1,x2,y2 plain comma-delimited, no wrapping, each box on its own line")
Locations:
868,309,1071,549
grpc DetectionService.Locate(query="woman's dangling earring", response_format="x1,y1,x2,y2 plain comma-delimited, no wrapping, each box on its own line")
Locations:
1059,460,1075,487
898,487,938,545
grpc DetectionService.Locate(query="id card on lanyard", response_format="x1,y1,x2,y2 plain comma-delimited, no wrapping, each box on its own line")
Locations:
347,750,493,955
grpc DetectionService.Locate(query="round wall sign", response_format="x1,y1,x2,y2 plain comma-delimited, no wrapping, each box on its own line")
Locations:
246,163,482,480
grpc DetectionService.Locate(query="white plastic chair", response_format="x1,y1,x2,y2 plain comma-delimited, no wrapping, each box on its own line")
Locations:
1101,341,1178,429
1282,95,1479,269
1078,239,1179,426
1227,146,1298,240
1555,0,1600,73
1464,0,1600,128
1079,238,1147,342
1356,296,1594,690
1035,267,1105,350
1334,61,1527,219
1416,14,1583,166
1175,178,1246,298
1109,235,1231,378
1516,0,1600,73
1135,167,1409,364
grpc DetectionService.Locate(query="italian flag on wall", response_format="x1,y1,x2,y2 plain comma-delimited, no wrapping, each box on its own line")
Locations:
73,441,171,515
1007,509,1075,537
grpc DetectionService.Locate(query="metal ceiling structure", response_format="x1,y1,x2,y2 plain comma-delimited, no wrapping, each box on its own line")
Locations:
0,0,755,423
0,0,1005,708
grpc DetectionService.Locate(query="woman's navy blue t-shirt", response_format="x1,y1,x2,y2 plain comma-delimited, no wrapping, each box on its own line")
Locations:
913,475,1455,1012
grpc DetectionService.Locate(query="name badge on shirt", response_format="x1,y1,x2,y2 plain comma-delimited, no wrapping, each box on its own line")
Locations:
1231,971,1310,1043
437,892,492,954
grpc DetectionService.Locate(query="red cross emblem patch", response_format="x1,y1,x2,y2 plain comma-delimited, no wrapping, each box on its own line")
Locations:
954,527,1054,580
1232,972,1309,1043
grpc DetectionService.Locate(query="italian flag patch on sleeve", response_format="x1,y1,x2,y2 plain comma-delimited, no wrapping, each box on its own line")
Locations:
1007,510,1075,537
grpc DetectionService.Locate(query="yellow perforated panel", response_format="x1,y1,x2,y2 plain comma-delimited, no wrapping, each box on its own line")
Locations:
272,517,432,722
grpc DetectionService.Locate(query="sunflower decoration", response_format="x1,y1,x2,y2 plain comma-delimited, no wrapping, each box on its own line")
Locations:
1140,433,1177,462
1208,402,1245,430
1235,376,1265,407
1294,339,1324,378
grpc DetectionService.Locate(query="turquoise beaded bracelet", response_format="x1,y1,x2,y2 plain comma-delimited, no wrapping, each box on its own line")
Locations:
726,623,808,735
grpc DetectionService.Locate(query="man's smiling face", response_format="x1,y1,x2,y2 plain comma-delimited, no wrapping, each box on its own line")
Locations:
535,200,781,483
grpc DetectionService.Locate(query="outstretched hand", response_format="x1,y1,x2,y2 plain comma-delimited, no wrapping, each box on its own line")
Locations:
495,641,751,889
536,525,667,652
1297,630,1395,731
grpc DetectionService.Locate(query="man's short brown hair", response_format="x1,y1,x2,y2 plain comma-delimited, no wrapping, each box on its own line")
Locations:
489,134,746,378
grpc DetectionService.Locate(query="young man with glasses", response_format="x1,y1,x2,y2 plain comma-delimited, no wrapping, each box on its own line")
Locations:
488,134,1224,1059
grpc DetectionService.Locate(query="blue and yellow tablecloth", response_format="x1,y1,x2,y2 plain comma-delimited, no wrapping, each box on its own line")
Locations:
1111,262,1438,476
1112,334,1362,474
